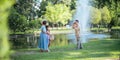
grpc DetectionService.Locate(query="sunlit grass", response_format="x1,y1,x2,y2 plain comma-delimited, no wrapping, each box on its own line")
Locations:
112,26,120,29
11,39,120,60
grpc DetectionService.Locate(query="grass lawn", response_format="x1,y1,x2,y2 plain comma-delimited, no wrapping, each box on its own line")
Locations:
11,39,120,60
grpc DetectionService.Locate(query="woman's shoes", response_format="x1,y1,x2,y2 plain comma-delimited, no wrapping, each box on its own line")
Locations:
40,49,43,52
48,49,50,52
40,49,50,52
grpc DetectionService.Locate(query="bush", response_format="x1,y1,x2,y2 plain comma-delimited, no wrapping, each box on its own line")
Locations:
8,9,28,32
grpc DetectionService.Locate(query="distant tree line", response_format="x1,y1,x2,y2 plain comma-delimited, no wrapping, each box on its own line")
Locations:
90,0,120,30
8,0,120,33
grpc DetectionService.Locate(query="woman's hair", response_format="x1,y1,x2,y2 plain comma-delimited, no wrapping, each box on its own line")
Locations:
46,25,49,31
42,21,47,25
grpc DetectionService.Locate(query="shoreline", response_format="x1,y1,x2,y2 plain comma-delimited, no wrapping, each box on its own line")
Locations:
34,29,74,35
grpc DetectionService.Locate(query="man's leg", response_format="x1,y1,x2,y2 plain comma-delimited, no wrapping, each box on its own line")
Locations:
77,38,82,49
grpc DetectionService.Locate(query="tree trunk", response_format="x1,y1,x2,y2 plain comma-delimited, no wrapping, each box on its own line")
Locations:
97,24,100,33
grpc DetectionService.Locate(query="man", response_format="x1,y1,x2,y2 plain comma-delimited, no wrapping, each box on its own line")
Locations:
72,20,82,49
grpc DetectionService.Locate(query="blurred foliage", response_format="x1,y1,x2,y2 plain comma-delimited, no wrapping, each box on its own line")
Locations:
90,6,101,25
38,0,76,17
13,0,35,20
29,19,41,29
44,3,72,25
0,0,14,60
101,6,111,25
7,0,120,33
90,0,120,27
8,0,43,33
8,8,28,32
8,0,76,33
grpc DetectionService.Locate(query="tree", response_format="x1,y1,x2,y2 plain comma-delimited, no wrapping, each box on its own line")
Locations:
29,19,41,29
45,0,72,6
60,0,72,6
70,0,76,10
0,0,14,60
114,14,120,26
90,0,120,27
37,0,76,18
37,0,48,17
101,6,111,27
90,7,101,24
90,6,101,28
8,8,28,32
44,3,72,25
8,0,42,33
13,0,35,20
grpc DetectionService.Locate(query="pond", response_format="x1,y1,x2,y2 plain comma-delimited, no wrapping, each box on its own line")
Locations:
9,34,72,49
9,31,120,49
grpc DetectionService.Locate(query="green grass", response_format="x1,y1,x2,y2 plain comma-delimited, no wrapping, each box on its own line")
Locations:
11,39,120,60
90,27,120,31
112,26,120,29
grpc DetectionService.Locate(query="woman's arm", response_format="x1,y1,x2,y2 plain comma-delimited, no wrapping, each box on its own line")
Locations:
72,23,75,29
41,26,47,33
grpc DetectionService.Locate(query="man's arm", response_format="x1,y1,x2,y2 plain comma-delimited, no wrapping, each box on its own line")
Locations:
72,23,75,29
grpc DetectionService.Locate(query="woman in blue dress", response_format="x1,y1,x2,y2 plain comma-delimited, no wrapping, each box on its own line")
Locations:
38,21,49,52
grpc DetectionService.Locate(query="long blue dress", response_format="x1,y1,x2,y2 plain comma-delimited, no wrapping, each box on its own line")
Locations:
38,25,49,50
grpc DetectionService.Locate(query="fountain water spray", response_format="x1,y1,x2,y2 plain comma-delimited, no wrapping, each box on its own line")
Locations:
73,0,90,43
72,0,110,45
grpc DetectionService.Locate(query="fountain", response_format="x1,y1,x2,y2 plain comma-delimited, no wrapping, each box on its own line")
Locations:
72,0,110,43
72,0,90,43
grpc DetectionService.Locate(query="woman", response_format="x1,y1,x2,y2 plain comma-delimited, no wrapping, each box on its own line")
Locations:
38,21,49,52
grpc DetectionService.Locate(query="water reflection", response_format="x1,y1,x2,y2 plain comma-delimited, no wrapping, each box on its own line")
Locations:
9,31,120,49
110,29,120,39
50,34,68,47
67,33,110,43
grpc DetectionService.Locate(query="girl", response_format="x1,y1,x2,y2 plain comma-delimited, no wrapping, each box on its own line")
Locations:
46,25,51,47
46,25,54,48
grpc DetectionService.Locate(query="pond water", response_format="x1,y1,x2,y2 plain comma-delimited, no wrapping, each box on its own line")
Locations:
9,31,120,49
